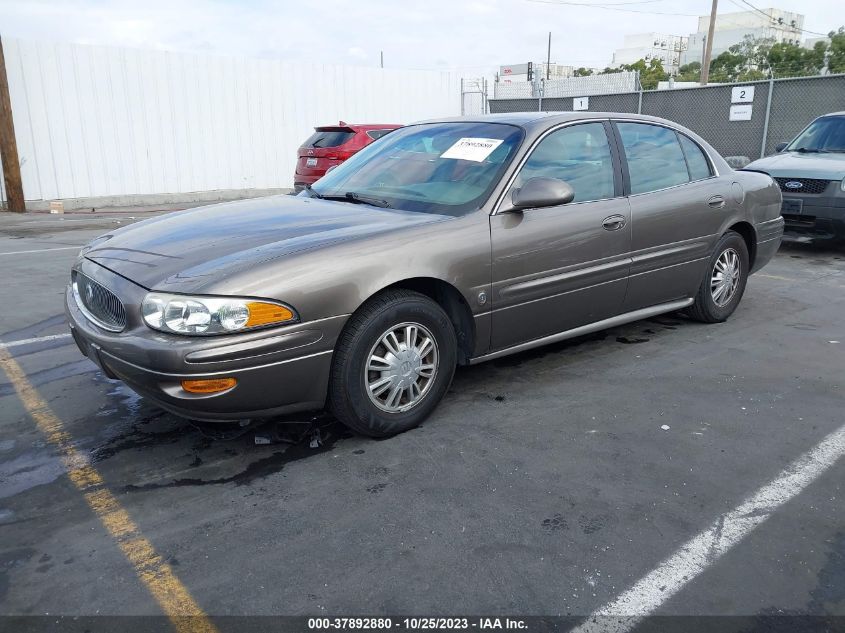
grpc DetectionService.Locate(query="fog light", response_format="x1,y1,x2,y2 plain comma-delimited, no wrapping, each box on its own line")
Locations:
181,377,237,394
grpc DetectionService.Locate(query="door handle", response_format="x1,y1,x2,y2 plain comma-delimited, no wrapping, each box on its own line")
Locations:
602,215,627,231
708,195,726,209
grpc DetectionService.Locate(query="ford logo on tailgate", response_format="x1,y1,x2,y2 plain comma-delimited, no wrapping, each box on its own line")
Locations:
784,181,803,189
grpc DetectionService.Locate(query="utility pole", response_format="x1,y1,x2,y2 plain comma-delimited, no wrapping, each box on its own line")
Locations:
0,35,25,212
380,51,384,68
700,0,718,85
546,32,551,80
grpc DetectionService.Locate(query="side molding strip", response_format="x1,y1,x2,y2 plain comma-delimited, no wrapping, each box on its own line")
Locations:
468,298,694,365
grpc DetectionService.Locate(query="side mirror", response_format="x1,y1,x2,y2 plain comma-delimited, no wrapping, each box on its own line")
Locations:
508,177,575,212
775,142,788,153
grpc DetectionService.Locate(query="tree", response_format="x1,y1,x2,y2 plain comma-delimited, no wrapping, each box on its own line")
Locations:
621,58,669,89
827,27,845,74
767,40,825,77
676,61,701,82
598,58,668,89
573,67,594,77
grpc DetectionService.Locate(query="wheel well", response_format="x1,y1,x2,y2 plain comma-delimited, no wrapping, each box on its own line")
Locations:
728,221,756,269
386,277,476,365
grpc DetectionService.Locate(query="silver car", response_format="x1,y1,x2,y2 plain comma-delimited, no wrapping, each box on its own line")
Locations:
745,111,845,242
67,112,784,438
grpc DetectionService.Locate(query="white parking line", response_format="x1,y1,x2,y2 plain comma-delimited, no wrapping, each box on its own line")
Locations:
1,333,72,348
572,424,845,633
0,246,81,256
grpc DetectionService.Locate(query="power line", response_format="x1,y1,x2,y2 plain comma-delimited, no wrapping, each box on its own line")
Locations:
526,0,699,17
731,0,830,37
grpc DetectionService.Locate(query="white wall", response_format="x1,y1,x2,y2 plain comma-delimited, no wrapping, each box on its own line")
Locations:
2,38,463,202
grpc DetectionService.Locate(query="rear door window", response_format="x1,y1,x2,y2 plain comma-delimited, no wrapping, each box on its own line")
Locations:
678,134,712,181
302,130,355,148
617,122,690,194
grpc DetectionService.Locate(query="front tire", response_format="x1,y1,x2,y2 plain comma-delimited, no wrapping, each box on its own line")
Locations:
687,230,749,323
328,289,457,438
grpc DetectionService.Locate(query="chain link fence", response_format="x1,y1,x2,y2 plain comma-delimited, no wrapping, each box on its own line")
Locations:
489,73,845,162
460,78,490,116
493,72,639,100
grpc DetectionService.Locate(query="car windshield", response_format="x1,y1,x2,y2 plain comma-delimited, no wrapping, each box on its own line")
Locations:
786,116,845,152
306,122,524,215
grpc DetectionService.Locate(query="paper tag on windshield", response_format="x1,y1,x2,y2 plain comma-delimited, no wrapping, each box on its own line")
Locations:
440,137,504,162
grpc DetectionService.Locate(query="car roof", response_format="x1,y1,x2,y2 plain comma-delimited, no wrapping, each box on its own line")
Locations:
413,111,691,132
315,123,402,131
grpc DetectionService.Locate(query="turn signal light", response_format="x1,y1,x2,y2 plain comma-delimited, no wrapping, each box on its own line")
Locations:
245,302,295,327
181,378,237,394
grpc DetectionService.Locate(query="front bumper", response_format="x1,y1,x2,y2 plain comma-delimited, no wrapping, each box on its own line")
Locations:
779,184,845,241
293,172,322,193
66,259,348,422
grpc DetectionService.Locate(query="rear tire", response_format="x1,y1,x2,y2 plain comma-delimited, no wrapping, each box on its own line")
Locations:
328,289,457,438
687,230,749,323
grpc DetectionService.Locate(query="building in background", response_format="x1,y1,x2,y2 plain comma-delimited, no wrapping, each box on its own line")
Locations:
611,33,688,74
681,8,804,66
498,62,575,83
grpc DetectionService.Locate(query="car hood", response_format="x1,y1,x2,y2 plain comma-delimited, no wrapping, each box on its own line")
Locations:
83,195,449,291
744,152,845,180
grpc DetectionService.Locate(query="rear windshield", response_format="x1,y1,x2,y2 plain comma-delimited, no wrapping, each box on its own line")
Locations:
367,129,394,140
302,130,355,148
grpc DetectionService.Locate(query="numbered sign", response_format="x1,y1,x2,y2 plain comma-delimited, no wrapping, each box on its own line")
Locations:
731,86,754,103
573,96,589,111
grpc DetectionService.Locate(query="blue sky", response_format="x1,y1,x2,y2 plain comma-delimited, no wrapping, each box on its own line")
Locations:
0,0,838,75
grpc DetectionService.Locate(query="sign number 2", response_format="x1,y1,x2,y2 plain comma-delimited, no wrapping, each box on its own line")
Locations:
731,86,754,103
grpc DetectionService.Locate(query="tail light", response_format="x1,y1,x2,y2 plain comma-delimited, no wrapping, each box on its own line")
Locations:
326,149,356,161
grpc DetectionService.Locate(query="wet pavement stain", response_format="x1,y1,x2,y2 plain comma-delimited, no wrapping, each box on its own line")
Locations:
1,314,68,342
0,360,96,398
121,420,351,492
616,336,650,344
541,513,568,532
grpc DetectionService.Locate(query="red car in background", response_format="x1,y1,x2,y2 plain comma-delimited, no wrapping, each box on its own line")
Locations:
294,122,401,192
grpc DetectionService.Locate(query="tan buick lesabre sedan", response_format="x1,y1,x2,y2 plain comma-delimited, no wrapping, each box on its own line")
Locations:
67,113,784,437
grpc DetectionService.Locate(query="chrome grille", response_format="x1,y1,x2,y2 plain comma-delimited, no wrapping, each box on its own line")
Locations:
72,272,127,332
774,177,831,195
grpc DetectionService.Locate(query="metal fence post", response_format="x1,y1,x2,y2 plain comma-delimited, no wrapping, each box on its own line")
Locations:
759,76,775,159
637,90,643,114
537,78,544,112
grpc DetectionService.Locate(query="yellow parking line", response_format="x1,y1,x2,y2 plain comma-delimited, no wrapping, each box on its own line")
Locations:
0,347,219,633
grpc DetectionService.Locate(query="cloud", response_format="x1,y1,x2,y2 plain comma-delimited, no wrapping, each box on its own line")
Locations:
0,0,838,79
347,46,369,60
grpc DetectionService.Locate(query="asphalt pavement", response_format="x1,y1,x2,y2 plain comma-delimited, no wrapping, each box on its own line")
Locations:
0,209,842,631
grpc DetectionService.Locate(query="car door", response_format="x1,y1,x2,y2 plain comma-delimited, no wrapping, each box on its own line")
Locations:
612,121,733,312
489,121,631,351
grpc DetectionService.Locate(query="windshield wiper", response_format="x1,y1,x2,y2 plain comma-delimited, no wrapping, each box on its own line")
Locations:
342,192,392,208
793,147,821,153
304,186,391,208
303,183,324,198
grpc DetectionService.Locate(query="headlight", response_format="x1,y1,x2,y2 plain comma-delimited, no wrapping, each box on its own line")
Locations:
141,293,297,335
